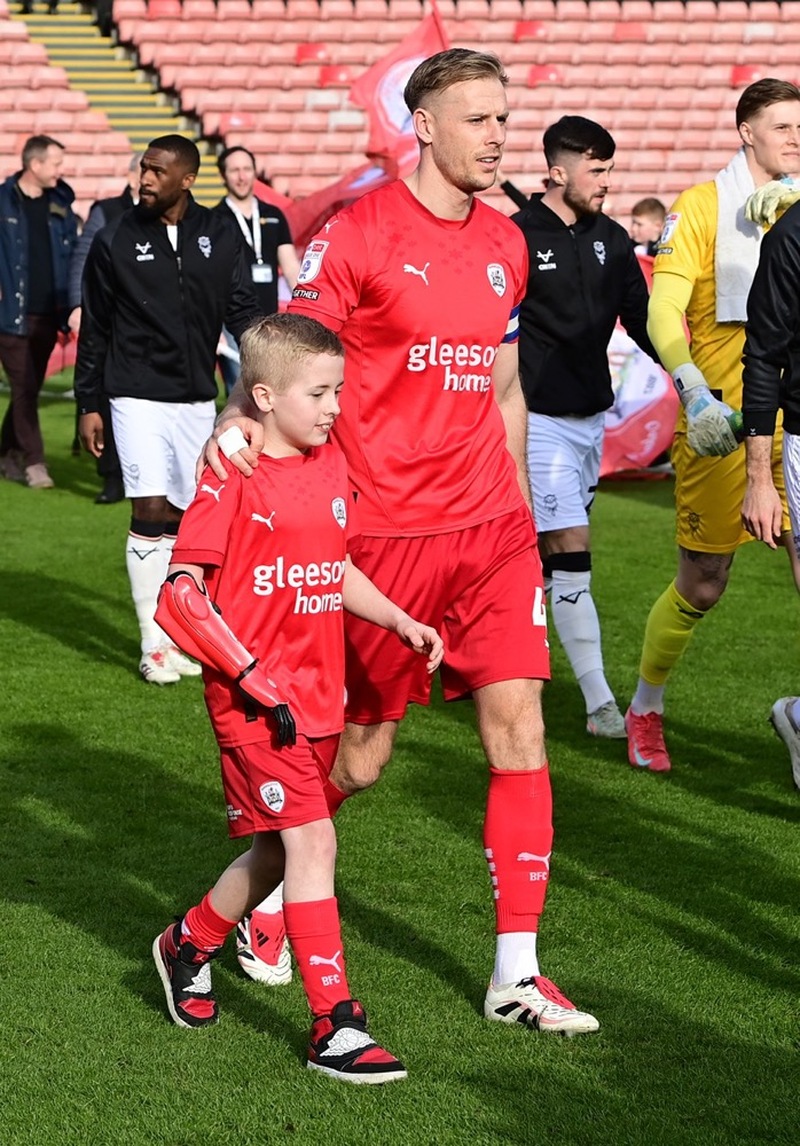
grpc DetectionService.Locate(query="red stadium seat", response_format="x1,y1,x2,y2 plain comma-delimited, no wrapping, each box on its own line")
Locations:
514,20,547,42
652,0,688,17
181,0,216,16
112,0,147,16
30,66,70,89
285,0,322,15
527,64,564,87
218,111,257,134
730,63,765,87
213,0,252,16
296,42,332,64
613,20,647,42
147,0,182,17
0,41,48,64
318,64,354,87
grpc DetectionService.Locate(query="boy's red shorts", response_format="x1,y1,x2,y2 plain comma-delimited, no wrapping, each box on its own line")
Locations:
219,733,339,838
345,506,550,725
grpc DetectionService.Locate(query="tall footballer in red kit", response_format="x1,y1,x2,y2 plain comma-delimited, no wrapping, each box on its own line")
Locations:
210,50,600,1035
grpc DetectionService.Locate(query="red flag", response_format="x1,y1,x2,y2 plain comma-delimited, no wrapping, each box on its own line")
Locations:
284,162,396,250
254,177,294,214
348,4,449,176
601,254,679,476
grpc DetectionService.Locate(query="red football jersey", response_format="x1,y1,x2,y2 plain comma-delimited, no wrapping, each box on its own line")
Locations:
172,445,358,745
289,180,529,537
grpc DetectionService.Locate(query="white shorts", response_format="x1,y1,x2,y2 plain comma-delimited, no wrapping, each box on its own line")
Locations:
110,396,216,511
784,430,800,558
527,411,605,533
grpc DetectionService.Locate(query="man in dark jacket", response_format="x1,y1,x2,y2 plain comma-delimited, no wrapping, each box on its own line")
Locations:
513,116,659,739
741,189,800,789
212,145,299,395
68,153,140,504
75,134,260,686
0,134,78,488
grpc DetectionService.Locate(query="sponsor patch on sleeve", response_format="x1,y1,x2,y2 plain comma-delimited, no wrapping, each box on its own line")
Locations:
658,212,680,247
297,239,329,284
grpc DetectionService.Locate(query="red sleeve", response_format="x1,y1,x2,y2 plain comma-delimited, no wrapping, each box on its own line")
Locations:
288,212,368,333
171,460,243,569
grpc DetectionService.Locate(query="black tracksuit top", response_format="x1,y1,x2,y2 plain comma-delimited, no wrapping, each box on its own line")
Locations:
512,194,659,417
75,195,259,414
743,198,800,437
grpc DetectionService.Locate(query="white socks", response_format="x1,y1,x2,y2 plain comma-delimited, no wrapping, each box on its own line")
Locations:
631,678,666,715
550,568,614,714
253,882,284,916
126,529,171,655
493,932,539,986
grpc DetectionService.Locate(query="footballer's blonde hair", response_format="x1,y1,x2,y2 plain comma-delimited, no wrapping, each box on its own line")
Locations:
239,313,343,396
404,48,508,114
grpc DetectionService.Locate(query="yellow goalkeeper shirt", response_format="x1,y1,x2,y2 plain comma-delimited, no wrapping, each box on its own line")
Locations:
649,180,747,425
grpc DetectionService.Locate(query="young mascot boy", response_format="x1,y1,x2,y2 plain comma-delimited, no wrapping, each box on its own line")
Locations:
152,313,443,1084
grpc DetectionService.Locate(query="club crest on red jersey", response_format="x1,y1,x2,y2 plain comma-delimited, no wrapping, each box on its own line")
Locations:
331,497,347,528
487,263,506,297
260,781,285,814
298,240,329,284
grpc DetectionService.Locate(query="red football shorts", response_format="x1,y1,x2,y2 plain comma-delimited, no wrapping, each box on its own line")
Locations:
219,733,339,838
345,506,550,724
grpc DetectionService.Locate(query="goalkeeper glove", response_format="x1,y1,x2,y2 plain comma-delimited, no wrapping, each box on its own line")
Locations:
744,178,800,227
673,363,740,457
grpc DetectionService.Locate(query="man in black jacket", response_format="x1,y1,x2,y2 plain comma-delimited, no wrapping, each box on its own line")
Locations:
513,116,659,739
213,146,299,395
741,190,800,789
75,135,260,685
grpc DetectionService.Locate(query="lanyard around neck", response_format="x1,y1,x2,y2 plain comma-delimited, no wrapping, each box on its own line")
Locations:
225,196,262,263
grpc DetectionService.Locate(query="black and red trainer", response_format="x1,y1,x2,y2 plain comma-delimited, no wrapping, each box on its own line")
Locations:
152,921,219,1029
306,999,407,1084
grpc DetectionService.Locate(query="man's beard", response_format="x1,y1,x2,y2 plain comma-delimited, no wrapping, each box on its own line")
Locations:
137,198,163,220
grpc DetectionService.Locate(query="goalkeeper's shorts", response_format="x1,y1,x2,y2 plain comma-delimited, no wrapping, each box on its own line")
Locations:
672,426,790,552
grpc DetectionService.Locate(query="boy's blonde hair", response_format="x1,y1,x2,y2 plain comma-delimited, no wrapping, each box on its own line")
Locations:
239,313,343,396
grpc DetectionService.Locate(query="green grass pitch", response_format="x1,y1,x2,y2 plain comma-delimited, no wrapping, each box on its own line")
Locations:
0,381,797,1145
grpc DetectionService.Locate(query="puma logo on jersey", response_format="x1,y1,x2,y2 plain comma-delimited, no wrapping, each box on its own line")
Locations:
323,218,339,233
251,511,276,530
309,950,342,973
201,483,224,502
403,261,430,286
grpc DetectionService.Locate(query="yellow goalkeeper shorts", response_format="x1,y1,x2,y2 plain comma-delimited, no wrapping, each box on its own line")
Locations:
672,426,790,553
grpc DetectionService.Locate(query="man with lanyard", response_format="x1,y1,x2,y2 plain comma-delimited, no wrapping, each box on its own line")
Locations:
214,146,300,393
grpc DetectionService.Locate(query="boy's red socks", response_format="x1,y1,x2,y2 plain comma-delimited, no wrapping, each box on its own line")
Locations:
283,896,350,1016
182,891,237,953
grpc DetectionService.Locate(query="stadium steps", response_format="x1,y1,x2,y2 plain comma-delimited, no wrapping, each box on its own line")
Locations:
13,2,224,206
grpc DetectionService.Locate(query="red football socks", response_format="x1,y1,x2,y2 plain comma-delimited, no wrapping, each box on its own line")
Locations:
283,896,350,1016
182,891,238,953
483,765,554,934
323,776,349,818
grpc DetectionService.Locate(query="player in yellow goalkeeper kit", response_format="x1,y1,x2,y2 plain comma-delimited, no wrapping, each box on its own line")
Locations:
625,78,800,774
